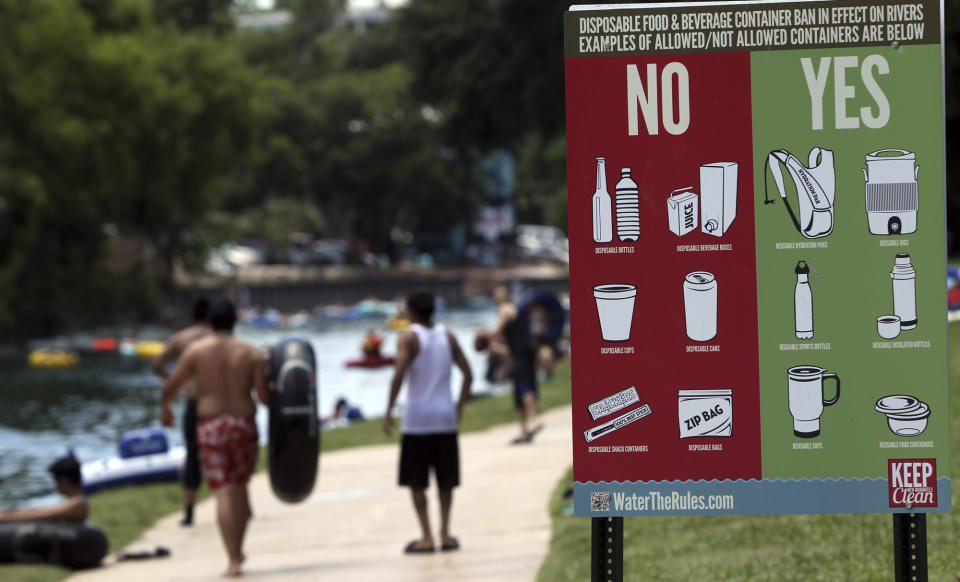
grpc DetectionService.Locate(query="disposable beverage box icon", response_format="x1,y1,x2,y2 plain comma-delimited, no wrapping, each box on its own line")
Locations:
700,162,738,237
667,187,698,237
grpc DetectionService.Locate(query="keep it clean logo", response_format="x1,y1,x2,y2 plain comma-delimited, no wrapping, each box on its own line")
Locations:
888,459,937,508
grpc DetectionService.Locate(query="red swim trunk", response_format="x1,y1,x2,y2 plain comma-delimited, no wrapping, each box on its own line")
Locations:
197,416,259,490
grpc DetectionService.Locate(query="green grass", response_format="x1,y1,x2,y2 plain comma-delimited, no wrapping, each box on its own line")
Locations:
537,325,960,582
1,360,573,582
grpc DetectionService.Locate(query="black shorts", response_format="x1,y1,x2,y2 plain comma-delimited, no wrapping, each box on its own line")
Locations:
182,398,202,489
512,352,538,409
398,432,460,490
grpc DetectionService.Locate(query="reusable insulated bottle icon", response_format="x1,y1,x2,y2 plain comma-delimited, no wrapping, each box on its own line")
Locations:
592,157,613,243
890,253,917,330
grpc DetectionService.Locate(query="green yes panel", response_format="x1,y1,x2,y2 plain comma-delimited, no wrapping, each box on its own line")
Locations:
751,44,948,480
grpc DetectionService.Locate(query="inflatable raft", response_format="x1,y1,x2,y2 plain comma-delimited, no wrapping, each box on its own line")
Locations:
81,429,184,494
27,350,80,369
0,521,108,569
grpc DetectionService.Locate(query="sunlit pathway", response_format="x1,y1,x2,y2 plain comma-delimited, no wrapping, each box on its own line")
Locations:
68,405,572,582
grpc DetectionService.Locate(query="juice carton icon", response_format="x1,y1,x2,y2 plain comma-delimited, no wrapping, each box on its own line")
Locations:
667,187,698,237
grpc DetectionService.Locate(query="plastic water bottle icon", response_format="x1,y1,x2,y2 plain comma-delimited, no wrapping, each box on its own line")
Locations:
615,167,639,242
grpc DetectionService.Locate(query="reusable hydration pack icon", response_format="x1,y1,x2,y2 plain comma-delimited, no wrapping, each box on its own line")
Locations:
764,148,836,239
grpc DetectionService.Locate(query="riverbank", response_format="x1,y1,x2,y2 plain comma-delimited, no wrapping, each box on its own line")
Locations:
1,361,572,582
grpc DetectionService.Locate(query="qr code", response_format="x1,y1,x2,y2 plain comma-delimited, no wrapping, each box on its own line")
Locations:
591,492,610,512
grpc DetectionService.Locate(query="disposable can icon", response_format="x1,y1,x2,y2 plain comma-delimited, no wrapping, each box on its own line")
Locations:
683,271,717,342
593,284,637,342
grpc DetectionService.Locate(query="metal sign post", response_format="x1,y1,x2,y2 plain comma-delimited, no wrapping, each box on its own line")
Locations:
591,517,623,582
893,513,927,582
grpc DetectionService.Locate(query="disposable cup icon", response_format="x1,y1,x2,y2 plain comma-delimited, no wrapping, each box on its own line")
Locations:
593,284,637,342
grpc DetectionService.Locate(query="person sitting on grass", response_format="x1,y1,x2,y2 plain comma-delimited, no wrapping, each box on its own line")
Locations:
321,398,365,429
0,454,87,522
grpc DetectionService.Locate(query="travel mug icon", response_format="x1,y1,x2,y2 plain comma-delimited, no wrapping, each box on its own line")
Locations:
787,365,840,438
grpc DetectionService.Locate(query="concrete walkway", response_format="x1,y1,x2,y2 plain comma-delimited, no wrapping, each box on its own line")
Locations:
69,406,572,582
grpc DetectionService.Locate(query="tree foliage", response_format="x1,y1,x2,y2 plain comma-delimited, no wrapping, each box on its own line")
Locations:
6,0,959,337
0,0,256,336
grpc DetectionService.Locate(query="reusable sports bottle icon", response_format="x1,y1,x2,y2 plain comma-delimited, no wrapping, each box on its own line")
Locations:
794,260,814,340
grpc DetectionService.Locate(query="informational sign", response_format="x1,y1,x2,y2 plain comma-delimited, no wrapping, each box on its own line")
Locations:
564,0,949,516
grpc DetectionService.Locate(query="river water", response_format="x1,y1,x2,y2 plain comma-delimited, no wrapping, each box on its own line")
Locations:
0,308,502,508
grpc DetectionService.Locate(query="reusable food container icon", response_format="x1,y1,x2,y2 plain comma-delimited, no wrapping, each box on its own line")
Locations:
875,395,930,437
593,284,637,342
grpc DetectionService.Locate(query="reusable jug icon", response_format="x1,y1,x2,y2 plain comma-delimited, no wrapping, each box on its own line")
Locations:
787,365,840,438
863,149,919,235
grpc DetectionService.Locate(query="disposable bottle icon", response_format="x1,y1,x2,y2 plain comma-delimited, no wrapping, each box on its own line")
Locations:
615,167,640,242
890,253,917,330
592,157,613,243
794,260,813,339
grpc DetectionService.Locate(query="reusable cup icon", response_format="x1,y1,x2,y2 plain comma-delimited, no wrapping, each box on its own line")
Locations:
593,284,637,342
787,365,840,438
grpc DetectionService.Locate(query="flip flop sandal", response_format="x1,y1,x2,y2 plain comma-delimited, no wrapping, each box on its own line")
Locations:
404,540,435,554
527,424,545,440
441,538,460,552
510,434,532,445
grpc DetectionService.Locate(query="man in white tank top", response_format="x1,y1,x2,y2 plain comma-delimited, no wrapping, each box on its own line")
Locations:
384,291,472,554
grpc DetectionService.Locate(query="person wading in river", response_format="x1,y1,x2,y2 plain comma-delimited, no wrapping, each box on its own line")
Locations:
162,299,269,577
152,297,212,526
384,291,472,554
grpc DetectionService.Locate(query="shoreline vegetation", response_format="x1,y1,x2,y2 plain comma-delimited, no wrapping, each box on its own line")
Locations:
536,322,960,581
1,360,573,582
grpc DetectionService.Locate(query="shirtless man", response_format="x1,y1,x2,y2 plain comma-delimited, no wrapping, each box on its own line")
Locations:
0,455,87,523
162,299,269,577
152,298,211,526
